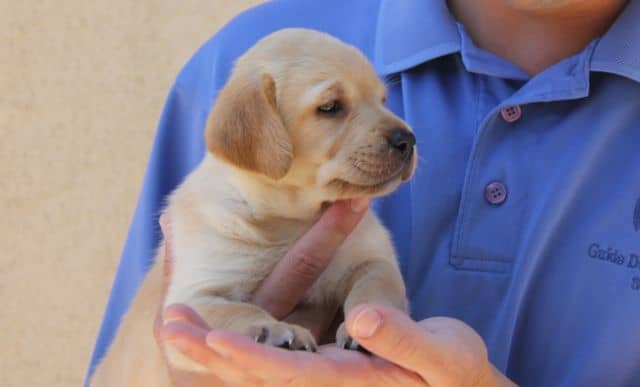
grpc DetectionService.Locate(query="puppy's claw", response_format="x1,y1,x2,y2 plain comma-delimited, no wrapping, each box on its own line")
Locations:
343,336,359,350
246,322,317,352
336,321,371,354
253,327,268,343
341,336,370,354
271,329,295,349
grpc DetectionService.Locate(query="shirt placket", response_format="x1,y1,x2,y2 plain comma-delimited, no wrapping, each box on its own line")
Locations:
449,100,526,273
452,90,593,273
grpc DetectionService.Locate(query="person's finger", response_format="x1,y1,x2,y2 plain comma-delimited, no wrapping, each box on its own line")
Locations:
164,323,312,384
163,304,210,329
345,305,488,386
206,331,426,387
252,198,369,319
160,321,262,386
161,320,222,367
205,330,322,376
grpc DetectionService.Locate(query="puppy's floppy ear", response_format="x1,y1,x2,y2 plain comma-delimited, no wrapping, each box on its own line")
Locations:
206,72,292,180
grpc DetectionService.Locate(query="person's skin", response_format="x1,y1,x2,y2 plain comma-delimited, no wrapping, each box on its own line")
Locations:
448,0,628,75
153,1,629,385
155,201,514,387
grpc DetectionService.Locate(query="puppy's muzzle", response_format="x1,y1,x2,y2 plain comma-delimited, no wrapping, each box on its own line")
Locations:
386,128,416,161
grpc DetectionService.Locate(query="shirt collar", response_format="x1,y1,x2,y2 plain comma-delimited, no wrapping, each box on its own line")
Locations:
374,0,460,75
591,0,640,83
375,0,640,84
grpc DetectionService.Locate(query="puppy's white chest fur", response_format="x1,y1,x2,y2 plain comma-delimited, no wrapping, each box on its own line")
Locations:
164,155,376,308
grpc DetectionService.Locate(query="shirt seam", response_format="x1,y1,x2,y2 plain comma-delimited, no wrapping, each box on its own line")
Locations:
451,254,513,263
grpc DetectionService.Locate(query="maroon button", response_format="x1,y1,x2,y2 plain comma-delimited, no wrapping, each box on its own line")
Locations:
485,181,507,205
500,105,522,123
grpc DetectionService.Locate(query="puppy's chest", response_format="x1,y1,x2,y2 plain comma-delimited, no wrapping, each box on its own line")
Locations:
168,226,350,308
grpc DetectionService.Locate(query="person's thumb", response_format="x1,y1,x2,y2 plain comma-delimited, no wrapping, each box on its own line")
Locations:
346,305,490,387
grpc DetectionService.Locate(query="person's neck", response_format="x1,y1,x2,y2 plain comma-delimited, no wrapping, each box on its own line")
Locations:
447,0,628,75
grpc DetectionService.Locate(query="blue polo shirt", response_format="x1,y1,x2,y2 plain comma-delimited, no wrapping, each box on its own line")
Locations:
86,1,640,385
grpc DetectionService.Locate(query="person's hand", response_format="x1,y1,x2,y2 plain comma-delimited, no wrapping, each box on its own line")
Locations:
154,198,371,386
161,303,516,386
155,199,516,386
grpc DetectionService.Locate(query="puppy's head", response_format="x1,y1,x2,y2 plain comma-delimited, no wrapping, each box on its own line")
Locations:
207,28,417,200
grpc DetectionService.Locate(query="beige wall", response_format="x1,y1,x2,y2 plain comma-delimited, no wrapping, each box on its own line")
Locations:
1,1,263,385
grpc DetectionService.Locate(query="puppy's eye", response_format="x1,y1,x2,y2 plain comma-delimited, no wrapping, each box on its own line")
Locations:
317,100,342,114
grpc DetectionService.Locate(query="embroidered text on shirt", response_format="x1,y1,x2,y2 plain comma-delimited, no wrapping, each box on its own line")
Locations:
587,242,640,291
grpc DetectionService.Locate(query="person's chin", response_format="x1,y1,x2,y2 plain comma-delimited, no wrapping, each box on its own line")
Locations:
499,0,583,11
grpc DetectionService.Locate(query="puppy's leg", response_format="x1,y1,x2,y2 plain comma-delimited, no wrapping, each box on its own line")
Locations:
335,260,407,350
284,301,340,344
194,300,318,350
166,299,317,372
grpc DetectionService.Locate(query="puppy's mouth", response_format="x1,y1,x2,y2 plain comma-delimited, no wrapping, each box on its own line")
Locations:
327,162,413,196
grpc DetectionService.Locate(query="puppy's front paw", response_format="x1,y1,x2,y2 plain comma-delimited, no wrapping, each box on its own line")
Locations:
247,322,317,352
336,322,370,354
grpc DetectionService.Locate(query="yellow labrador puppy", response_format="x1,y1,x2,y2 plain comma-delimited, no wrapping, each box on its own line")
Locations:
91,28,417,387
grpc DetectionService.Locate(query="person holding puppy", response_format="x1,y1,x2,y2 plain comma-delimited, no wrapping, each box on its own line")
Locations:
87,0,640,386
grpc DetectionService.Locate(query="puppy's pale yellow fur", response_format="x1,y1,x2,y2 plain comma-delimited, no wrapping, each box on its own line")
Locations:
91,28,417,387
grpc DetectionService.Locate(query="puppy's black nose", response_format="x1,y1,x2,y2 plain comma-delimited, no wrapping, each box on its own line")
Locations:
387,128,416,158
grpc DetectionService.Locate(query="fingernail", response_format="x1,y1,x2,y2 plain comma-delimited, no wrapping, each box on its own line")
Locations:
351,307,382,339
350,198,369,213
205,332,231,358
